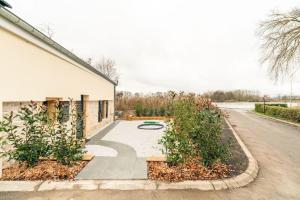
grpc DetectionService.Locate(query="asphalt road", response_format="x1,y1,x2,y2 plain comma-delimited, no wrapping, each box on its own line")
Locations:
1,109,300,200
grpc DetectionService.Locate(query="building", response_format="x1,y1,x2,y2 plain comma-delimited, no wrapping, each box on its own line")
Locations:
0,5,117,139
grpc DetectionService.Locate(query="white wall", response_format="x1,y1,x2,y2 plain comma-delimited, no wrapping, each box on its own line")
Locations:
0,18,115,102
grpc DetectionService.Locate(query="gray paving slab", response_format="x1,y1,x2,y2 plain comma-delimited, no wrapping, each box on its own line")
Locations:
76,157,147,180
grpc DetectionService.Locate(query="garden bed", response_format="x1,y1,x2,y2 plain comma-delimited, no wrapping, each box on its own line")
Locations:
147,119,248,182
0,160,88,181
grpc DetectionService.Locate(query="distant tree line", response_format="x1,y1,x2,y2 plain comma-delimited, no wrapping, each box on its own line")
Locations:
116,90,300,113
202,90,262,102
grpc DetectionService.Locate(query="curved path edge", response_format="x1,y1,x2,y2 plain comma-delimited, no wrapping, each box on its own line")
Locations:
0,118,258,192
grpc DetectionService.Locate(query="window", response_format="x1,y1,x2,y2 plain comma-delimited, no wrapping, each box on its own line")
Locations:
98,100,109,122
58,101,70,123
98,101,102,122
106,101,109,118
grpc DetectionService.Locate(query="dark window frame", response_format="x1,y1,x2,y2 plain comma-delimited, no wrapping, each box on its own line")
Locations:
58,101,70,123
98,100,102,122
106,101,109,118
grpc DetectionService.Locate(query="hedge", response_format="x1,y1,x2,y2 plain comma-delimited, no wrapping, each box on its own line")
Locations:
255,104,300,123
266,103,288,108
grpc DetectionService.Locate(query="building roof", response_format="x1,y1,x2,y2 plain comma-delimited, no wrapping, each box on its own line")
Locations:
0,0,12,9
0,7,117,86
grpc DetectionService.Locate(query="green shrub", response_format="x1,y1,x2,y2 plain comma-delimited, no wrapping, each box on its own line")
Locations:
153,108,159,116
159,107,166,116
160,99,196,165
5,103,50,166
135,103,143,117
160,98,230,167
191,109,230,166
160,121,194,165
265,106,300,123
50,124,84,165
255,104,264,113
255,103,288,113
0,112,17,159
142,107,148,116
148,107,154,116
0,101,85,167
49,102,85,165
255,104,300,123
267,103,288,108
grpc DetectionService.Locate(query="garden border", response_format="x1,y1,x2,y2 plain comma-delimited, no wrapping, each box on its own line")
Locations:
0,118,258,192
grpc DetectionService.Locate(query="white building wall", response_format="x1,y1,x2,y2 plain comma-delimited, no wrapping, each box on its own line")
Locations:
0,25,115,102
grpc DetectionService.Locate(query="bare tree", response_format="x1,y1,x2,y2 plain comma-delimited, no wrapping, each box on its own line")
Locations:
38,24,55,39
258,8,300,80
95,57,119,83
86,57,93,65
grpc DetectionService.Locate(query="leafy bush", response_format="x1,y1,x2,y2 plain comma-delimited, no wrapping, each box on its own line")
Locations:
160,99,196,165
135,103,142,117
148,108,154,116
255,103,288,113
192,109,230,166
0,101,85,167
135,103,169,117
49,102,85,165
142,107,148,116
160,97,230,167
159,107,166,116
267,103,288,108
0,113,17,159
255,104,300,123
5,103,50,166
50,125,84,165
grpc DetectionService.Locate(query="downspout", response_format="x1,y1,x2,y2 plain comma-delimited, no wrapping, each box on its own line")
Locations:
114,85,116,121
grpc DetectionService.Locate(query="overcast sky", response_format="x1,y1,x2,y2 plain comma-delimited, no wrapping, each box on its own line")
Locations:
7,0,300,96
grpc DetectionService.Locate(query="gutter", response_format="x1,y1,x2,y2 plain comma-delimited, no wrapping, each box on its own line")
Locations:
0,7,117,86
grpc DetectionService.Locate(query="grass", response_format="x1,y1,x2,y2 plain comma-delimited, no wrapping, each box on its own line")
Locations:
251,110,300,126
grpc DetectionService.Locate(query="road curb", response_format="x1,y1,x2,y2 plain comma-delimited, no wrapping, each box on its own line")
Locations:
0,118,258,192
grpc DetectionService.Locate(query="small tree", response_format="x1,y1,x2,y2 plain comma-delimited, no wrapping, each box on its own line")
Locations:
50,101,86,166
258,8,300,80
160,96,230,167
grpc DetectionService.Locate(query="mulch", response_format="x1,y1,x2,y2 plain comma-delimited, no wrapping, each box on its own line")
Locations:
0,160,88,181
148,157,231,182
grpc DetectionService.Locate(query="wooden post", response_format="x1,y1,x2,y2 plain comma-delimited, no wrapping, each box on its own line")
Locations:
113,85,116,121
82,95,89,139
263,97,266,114
46,97,62,121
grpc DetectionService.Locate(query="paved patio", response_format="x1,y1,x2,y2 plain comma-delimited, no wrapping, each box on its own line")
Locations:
76,120,165,180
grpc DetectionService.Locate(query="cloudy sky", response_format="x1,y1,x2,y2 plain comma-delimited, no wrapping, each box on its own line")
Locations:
7,0,300,96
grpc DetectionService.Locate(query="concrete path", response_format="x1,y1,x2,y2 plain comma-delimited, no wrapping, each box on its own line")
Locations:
2,109,300,199
76,120,165,180
76,140,147,179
